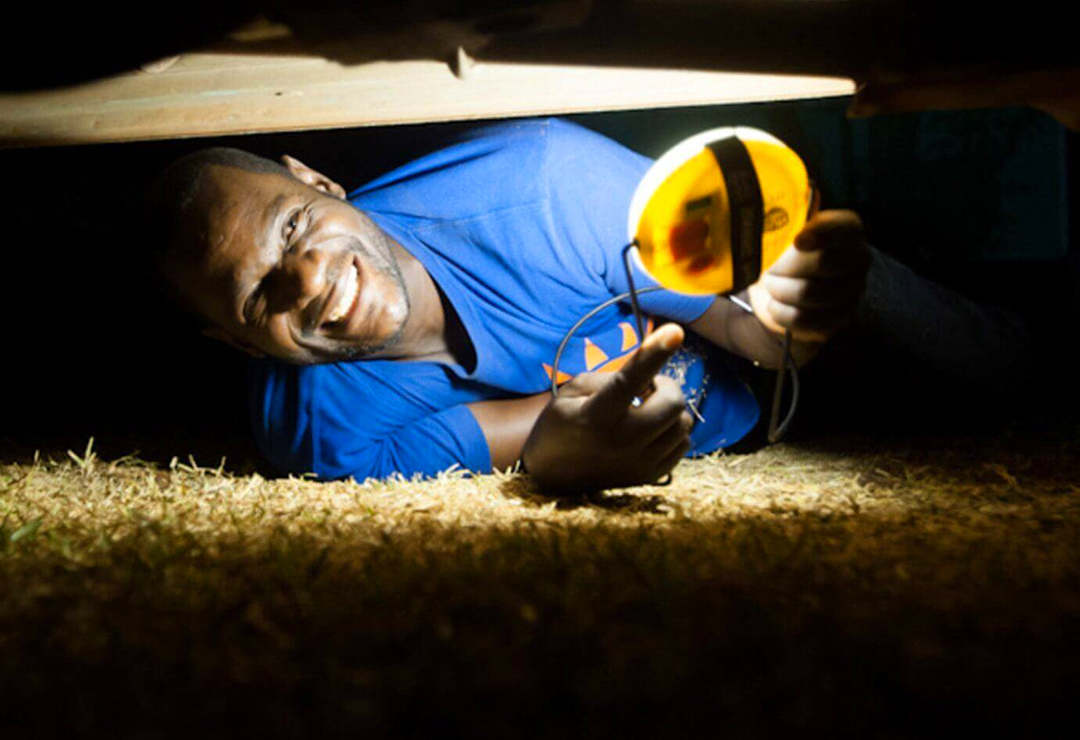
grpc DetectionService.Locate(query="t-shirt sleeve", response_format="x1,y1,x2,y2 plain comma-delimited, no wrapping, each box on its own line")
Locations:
250,359,492,481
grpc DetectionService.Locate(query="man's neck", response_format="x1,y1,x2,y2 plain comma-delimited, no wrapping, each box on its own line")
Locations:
370,242,471,368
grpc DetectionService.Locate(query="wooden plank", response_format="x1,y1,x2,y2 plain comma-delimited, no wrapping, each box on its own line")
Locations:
0,50,853,147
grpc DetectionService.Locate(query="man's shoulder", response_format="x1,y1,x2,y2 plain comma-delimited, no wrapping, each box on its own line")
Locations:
463,117,638,166
349,117,648,251
348,119,563,217
352,118,625,198
460,116,605,147
449,117,649,203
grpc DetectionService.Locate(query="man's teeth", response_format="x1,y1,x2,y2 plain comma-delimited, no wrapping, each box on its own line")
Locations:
327,264,359,323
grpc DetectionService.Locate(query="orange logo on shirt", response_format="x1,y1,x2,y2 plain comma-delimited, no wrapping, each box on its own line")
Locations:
542,318,653,385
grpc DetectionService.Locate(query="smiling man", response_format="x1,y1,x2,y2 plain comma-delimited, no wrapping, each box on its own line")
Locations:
149,118,869,491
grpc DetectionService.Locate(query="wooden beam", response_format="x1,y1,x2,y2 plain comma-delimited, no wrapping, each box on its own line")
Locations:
0,49,853,148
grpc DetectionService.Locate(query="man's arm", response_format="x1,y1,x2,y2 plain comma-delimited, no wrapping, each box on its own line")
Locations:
687,294,820,369
689,210,870,368
469,324,693,492
466,212,867,490
467,393,551,471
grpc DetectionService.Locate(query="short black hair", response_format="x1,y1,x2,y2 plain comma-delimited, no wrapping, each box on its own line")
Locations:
144,147,290,325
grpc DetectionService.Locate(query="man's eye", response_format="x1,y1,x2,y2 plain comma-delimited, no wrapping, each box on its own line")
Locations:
284,211,301,241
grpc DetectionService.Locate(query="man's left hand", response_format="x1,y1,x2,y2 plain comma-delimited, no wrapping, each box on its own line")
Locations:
748,209,870,343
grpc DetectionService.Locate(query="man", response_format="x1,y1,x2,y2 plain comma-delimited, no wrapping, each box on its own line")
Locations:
148,118,869,491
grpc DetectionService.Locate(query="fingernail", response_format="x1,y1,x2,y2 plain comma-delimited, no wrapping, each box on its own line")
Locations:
794,232,818,251
656,325,681,351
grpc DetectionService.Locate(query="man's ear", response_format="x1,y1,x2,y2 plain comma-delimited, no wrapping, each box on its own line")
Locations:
202,327,266,358
280,154,347,199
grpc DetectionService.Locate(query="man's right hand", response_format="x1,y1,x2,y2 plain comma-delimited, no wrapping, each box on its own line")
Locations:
520,323,695,494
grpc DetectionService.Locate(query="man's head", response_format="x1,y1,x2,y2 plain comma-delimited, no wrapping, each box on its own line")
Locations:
148,147,410,364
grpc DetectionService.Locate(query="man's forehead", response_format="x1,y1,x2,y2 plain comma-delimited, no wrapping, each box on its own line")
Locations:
185,169,287,318
201,170,289,268
203,166,286,227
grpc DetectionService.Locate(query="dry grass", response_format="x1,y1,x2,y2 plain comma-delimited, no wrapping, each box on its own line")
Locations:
3,431,1080,737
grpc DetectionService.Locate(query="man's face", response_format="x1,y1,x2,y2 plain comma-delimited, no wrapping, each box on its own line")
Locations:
176,162,410,364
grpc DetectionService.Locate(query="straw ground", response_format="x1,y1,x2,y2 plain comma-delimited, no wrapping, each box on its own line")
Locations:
3,430,1079,736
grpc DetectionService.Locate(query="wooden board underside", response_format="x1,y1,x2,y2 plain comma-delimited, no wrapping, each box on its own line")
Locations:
0,51,854,147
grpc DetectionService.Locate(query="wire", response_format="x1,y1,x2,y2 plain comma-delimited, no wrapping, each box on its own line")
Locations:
623,242,648,342
727,296,800,443
767,330,800,443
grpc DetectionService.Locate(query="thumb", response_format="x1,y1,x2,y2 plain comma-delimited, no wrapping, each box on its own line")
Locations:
582,323,684,422
793,210,864,253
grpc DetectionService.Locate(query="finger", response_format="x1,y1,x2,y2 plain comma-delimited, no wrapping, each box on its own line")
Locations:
556,371,610,399
652,437,692,482
761,302,853,341
767,234,869,281
582,323,684,423
759,274,867,310
620,377,689,445
765,247,838,281
793,210,865,253
747,280,784,336
642,409,694,459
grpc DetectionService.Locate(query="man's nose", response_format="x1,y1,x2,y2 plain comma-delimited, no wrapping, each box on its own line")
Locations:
270,243,331,311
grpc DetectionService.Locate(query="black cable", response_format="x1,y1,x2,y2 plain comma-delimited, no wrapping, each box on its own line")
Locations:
767,331,800,443
623,241,648,342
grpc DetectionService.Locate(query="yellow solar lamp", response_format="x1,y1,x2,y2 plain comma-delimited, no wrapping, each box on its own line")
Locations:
627,126,815,296
624,127,815,443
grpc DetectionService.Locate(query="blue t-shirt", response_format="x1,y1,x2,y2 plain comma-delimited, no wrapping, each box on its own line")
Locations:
250,118,759,480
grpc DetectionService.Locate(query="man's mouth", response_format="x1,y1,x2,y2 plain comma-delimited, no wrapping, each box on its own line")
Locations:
323,260,361,328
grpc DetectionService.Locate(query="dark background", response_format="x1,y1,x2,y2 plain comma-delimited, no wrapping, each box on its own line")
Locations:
2,98,1076,468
